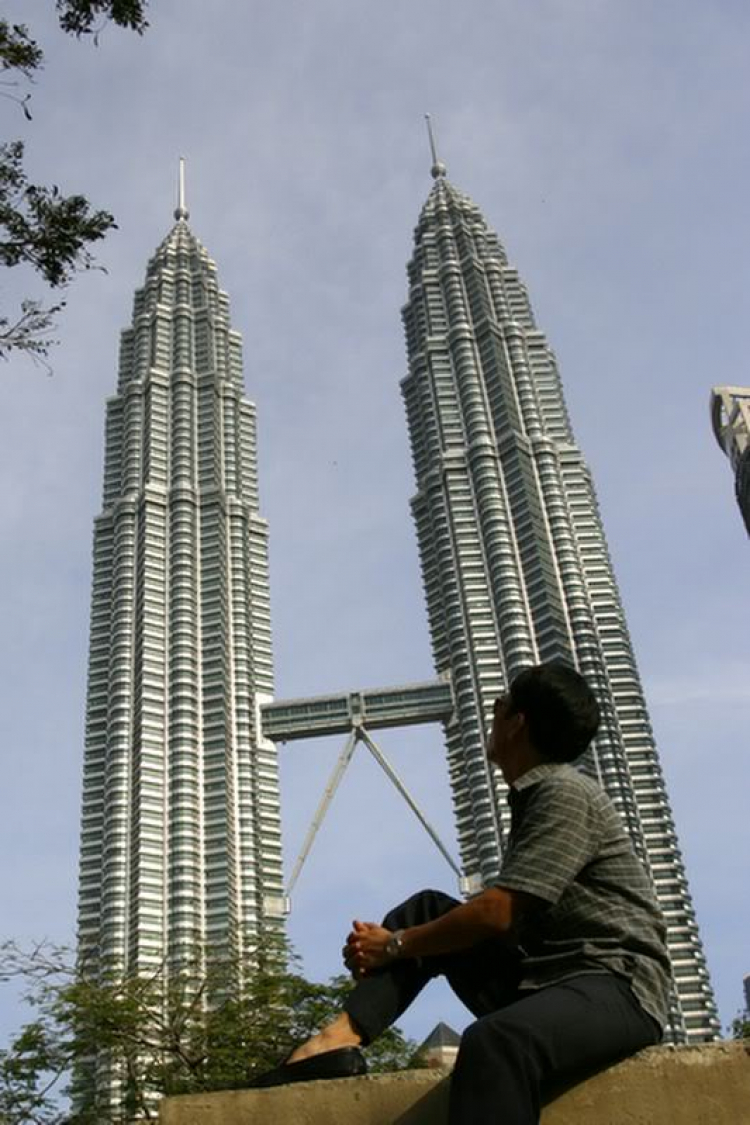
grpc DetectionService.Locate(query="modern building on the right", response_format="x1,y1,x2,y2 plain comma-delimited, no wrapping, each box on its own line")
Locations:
711,386,750,535
401,154,719,1042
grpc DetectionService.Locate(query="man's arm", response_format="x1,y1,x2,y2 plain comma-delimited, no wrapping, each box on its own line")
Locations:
344,887,534,977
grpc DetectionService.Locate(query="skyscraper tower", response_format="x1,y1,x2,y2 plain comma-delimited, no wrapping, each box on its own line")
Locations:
401,141,719,1043
711,385,750,535
77,168,284,982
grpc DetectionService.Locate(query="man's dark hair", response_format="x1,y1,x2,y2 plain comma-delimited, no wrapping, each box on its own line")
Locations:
508,661,600,762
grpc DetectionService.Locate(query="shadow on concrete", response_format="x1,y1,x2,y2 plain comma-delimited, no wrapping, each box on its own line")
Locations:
393,1074,449,1125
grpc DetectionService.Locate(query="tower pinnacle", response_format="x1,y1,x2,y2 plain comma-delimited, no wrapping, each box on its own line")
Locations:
425,114,447,179
174,156,189,221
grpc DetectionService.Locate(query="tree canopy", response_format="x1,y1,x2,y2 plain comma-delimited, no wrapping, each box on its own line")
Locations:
0,937,420,1123
0,3,149,363
55,2,148,38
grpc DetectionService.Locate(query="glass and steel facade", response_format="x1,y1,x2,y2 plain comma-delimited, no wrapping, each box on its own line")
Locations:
711,385,750,535
77,210,284,984
401,166,719,1043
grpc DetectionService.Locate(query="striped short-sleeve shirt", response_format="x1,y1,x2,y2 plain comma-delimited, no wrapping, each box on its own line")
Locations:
495,762,671,1030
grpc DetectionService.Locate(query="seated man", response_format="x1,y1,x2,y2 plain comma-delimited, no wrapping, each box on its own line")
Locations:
255,661,670,1125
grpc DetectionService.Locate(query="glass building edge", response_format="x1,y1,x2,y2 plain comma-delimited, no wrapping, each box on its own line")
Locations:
710,385,750,535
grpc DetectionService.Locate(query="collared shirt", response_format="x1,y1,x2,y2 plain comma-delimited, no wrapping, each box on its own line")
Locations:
494,762,671,1030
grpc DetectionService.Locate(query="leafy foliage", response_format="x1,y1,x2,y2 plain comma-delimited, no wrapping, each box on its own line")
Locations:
0,938,419,1124
0,142,114,287
0,299,64,365
0,5,149,363
0,23,43,80
56,2,149,37
730,1012,750,1040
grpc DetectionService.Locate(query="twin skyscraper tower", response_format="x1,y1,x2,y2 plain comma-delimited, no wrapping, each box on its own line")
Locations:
77,152,719,1047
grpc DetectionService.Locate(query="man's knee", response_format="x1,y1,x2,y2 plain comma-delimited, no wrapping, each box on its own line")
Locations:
382,888,460,929
403,888,459,914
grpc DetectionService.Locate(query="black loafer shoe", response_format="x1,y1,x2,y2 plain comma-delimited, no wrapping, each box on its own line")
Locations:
249,1046,367,1088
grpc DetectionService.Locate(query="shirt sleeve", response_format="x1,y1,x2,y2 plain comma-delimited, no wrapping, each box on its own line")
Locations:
495,776,601,905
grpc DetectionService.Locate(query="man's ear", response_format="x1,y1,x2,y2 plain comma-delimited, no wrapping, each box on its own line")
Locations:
510,710,527,739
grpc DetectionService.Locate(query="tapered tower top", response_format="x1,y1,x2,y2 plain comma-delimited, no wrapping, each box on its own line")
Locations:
174,156,189,222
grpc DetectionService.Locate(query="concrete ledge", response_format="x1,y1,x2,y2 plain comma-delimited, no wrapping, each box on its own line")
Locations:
158,1042,750,1125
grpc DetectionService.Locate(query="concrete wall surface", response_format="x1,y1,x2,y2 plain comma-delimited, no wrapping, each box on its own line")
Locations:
158,1042,750,1125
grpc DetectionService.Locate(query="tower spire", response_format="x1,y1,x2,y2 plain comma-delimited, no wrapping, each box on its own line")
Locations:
174,156,189,221
425,114,447,179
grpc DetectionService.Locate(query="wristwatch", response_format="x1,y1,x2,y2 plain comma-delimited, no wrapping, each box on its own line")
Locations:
385,929,406,960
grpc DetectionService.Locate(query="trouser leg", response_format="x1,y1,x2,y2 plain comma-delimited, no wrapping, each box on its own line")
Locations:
343,888,522,1045
449,973,661,1125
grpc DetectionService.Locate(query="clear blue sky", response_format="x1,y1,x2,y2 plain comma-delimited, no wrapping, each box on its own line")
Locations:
1,0,748,1048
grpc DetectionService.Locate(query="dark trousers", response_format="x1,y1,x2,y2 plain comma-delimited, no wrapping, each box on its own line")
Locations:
343,889,661,1125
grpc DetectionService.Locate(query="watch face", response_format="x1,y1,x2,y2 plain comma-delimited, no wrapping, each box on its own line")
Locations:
387,931,403,958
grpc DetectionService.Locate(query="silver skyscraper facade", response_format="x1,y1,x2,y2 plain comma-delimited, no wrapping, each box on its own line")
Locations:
401,158,718,1043
77,192,284,982
711,385,750,535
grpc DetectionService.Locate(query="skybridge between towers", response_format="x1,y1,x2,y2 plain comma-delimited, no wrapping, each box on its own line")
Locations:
259,677,472,905
261,677,455,741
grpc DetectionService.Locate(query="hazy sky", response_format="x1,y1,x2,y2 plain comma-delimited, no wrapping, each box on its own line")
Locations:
1,0,749,1049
